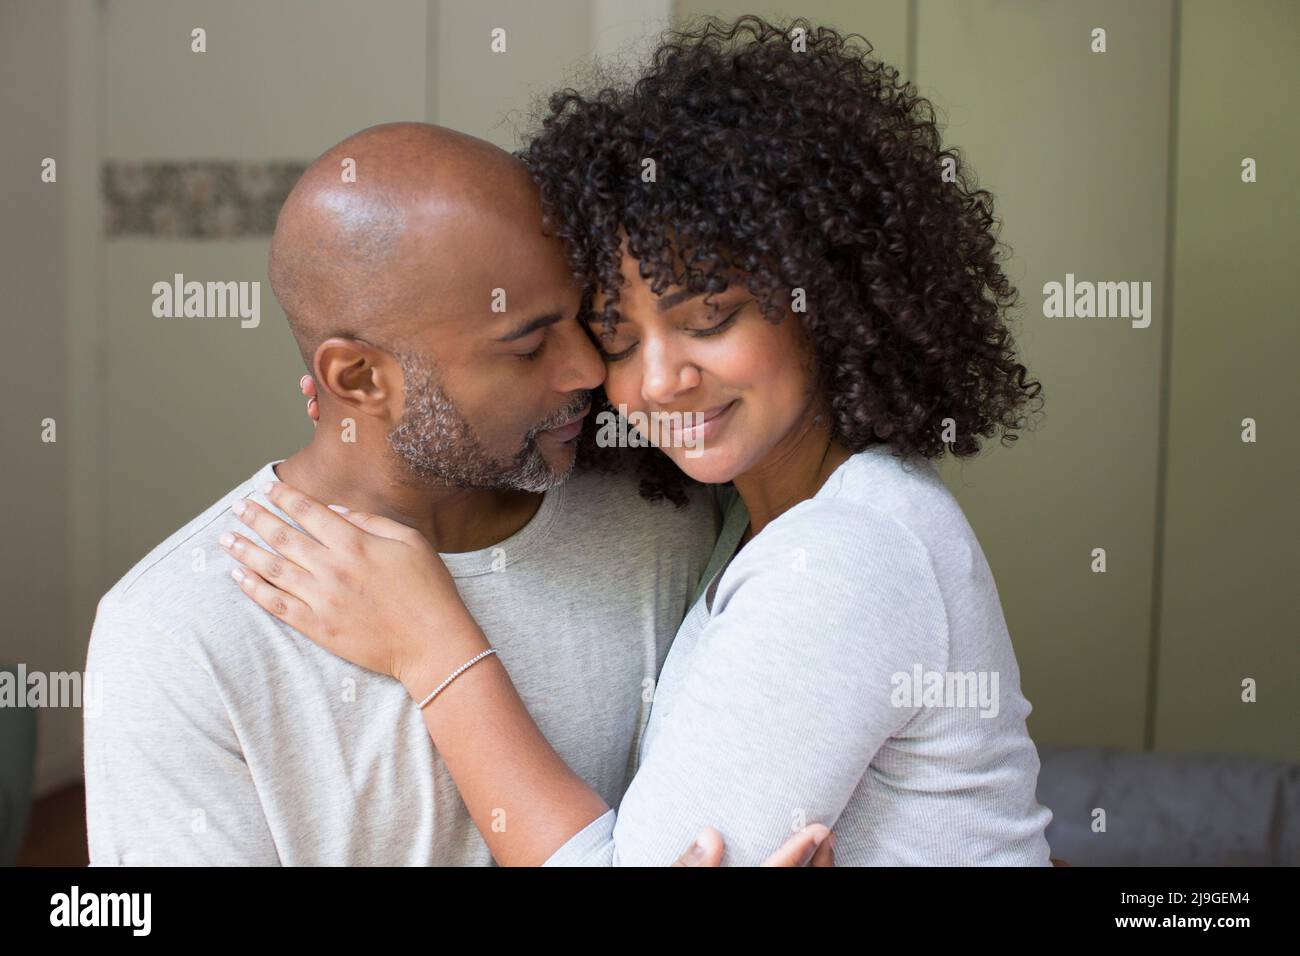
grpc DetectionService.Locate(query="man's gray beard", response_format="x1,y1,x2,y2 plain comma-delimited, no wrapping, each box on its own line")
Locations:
385,353,581,493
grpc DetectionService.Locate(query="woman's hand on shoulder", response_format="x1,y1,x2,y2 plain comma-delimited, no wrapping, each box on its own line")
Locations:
221,480,486,696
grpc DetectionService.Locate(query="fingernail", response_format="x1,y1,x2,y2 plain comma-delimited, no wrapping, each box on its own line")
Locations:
688,840,707,861
232,499,247,516
219,532,234,549
230,567,245,583
261,481,275,495
327,504,349,514
299,375,311,390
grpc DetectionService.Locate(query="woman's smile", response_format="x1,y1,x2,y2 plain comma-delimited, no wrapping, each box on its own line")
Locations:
662,399,738,447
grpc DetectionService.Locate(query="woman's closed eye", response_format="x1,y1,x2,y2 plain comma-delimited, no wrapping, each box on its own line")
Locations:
593,323,637,361
688,302,747,336
594,302,748,362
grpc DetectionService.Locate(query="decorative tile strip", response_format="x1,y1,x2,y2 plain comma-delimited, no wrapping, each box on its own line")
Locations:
102,160,308,238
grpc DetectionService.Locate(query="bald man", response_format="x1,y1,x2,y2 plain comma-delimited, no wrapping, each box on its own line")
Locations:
83,123,828,867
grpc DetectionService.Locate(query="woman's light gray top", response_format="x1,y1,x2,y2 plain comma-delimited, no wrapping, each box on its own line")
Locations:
543,445,1054,865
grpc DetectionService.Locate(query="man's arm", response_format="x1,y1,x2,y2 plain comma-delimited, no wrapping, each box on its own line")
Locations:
84,599,279,865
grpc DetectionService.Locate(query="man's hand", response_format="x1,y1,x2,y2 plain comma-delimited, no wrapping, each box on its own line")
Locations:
673,824,834,867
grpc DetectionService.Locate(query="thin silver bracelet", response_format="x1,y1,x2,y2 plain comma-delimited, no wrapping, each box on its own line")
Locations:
417,648,499,711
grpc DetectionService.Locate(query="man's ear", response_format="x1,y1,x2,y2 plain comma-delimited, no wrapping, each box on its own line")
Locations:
312,337,404,422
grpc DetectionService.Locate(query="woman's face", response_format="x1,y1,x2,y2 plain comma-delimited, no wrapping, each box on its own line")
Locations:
590,250,819,484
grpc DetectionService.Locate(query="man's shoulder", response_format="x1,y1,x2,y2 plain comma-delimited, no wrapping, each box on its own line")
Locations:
94,461,280,642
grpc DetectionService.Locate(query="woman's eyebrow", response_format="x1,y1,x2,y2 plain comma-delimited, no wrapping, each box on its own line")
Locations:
656,288,704,312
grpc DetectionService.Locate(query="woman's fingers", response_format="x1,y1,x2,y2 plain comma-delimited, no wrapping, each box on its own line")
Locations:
758,824,831,867
809,831,835,867
227,481,464,684
299,375,320,425
232,495,325,567
261,481,358,551
230,565,315,634
219,531,314,601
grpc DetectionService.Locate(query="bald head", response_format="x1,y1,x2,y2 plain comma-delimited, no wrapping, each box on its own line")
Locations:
269,122,542,367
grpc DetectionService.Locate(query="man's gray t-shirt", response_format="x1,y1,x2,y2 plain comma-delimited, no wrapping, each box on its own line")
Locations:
84,460,718,865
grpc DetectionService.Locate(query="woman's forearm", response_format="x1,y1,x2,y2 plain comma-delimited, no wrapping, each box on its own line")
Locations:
400,617,610,866
218,479,613,865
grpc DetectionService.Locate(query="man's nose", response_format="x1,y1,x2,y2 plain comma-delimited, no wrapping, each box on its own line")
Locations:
552,317,606,394
640,335,701,407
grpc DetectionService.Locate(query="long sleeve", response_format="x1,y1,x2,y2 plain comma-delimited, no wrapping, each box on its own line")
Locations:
544,499,951,866
84,597,281,865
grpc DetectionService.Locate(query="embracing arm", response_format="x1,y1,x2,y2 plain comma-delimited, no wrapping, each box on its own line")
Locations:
224,480,833,866
396,652,830,865
398,626,613,864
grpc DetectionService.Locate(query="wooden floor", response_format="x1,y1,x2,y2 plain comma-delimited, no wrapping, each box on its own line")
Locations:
16,782,88,867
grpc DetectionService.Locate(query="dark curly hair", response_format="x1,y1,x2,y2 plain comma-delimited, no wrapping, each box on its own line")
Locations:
520,14,1042,506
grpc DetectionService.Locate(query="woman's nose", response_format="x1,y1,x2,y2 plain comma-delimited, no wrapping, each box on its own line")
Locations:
640,337,701,406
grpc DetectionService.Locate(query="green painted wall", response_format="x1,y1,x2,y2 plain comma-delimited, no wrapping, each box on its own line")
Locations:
915,0,1172,752
1154,0,1299,761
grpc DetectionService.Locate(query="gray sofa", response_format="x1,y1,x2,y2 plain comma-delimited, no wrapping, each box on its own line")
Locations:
1038,744,1300,866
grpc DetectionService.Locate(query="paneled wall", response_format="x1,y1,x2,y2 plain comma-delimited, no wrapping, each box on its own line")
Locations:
0,0,74,794
1154,0,1299,760
914,0,1174,751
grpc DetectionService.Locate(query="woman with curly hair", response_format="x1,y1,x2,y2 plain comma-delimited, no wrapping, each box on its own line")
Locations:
240,15,1051,865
